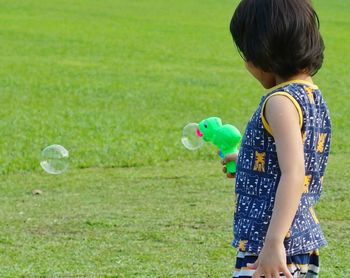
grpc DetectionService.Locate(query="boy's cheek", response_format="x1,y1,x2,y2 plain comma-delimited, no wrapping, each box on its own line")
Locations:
245,62,276,89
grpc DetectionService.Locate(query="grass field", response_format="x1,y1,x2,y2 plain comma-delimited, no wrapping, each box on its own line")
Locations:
0,0,349,276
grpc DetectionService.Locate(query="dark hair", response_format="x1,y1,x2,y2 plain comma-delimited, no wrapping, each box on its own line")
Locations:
230,0,324,78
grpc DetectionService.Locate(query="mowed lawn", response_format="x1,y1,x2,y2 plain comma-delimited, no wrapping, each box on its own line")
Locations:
0,0,349,277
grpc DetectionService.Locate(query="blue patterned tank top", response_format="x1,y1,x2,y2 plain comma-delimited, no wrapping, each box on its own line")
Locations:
232,80,331,256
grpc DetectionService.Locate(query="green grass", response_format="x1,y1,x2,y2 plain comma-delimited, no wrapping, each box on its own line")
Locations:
0,162,235,276
0,0,349,276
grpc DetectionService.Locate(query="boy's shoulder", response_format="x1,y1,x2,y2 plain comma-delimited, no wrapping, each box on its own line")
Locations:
269,80,319,94
266,80,325,107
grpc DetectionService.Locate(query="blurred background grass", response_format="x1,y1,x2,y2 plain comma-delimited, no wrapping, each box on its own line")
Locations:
0,0,347,174
0,0,348,276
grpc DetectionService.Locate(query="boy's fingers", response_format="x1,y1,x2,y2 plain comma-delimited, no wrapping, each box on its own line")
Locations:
221,153,238,177
246,263,257,270
251,268,262,278
223,153,238,164
247,259,258,269
282,265,293,278
222,165,235,178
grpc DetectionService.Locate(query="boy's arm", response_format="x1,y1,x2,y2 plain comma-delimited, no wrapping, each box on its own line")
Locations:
265,94,305,244
251,95,305,278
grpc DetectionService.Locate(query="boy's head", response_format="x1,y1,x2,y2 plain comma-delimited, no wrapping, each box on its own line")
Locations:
230,0,324,79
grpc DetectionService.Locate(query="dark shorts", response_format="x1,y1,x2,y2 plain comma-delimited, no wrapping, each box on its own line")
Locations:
232,249,320,278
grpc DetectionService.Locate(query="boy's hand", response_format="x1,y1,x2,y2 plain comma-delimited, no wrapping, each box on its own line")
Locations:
220,153,238,178
248,240,292,278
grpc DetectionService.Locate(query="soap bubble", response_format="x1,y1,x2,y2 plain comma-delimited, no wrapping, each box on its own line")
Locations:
181,123,204,150
40,144,69,174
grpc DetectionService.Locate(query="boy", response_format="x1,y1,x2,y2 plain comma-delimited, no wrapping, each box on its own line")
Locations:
224,0,331,277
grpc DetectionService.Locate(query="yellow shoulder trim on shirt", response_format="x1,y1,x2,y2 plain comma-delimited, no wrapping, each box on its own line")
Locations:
261,92,303,136
268,80,318,91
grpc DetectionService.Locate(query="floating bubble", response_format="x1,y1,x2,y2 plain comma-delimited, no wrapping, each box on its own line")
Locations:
181,123,204,150
40,144,69,174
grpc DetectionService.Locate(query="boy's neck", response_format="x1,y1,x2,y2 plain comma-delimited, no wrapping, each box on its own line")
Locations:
275,73,313,86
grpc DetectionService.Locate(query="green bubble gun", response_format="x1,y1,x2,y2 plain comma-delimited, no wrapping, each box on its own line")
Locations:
196,117,242,173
